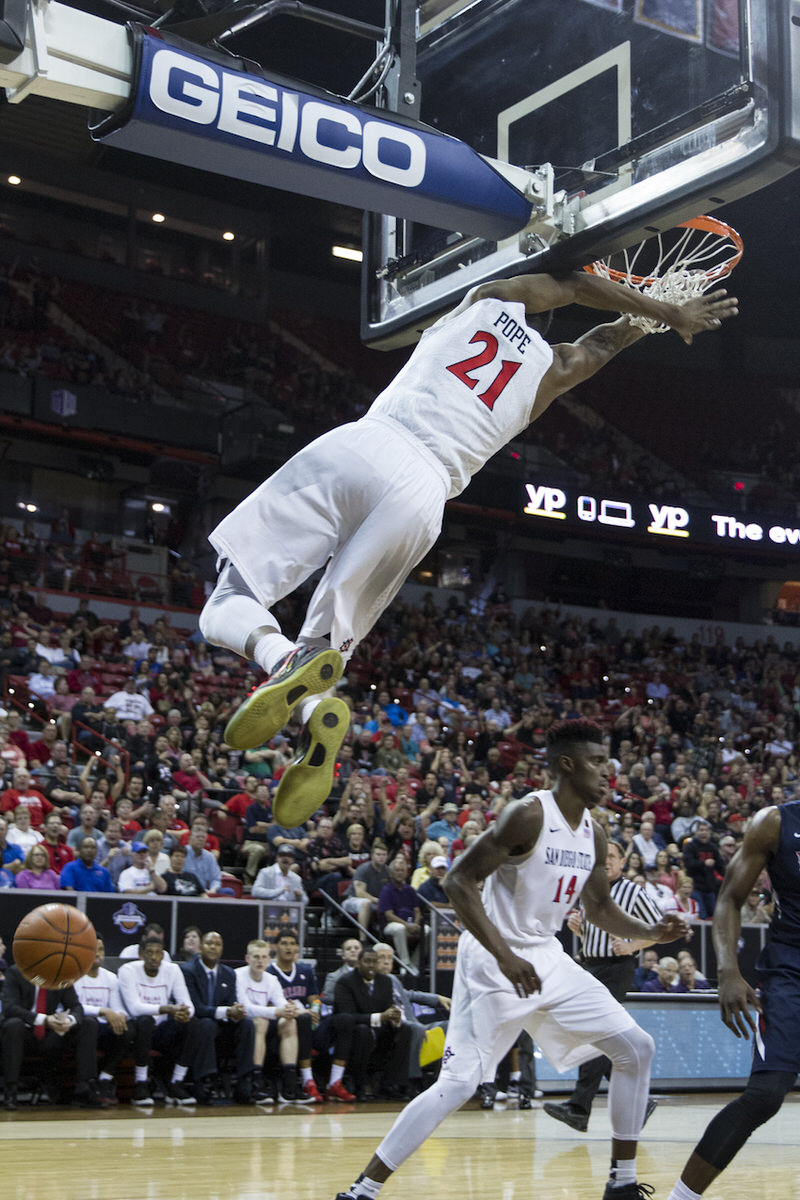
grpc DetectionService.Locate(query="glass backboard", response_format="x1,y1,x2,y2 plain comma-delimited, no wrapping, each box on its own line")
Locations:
362,0,800,346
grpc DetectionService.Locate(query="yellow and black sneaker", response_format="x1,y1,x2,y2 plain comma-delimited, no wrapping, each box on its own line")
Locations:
224,645,343,750
273,697,350,826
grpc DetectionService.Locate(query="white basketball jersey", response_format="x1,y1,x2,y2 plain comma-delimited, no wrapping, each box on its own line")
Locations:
235,965,285,1018
482,791,596,945
367,297,554,499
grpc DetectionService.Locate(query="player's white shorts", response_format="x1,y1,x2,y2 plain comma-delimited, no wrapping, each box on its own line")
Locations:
441,932,637,1085
209,414,449,661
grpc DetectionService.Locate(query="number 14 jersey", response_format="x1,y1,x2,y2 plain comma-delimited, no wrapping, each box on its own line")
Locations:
482,791,596,947
367,297,553,500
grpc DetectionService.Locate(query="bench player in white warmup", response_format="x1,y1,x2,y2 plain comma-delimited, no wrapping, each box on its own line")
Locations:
335,720,688,1200
200,275,737,825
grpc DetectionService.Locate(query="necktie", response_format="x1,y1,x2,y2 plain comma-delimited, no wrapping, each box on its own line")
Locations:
207,970,215,1007
33,986,47,1040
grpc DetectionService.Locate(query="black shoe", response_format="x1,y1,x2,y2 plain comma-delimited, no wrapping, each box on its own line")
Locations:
73,1084,102,1109
3,1089,18,1111
543,1100,589,1132
224,645,343,751
165,1081,197,1107
234,1080,254,1105
477,1083,496,1109
643,1098,657,1127
194,1079,215,1106
98,1079,118,1106
519,1092,532,1109
254,1076,277,1105
601,1183,655,1200
131,1081,154,1107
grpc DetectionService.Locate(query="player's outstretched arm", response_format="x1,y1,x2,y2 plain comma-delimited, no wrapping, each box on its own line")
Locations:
445,798,543,997
468,269,737,340
582,824,690,943
713,806,780,1038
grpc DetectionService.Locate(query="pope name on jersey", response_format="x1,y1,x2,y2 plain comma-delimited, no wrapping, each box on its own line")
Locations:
369,297,553,501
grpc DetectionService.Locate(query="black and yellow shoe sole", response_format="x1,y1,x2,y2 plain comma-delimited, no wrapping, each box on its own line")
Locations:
273,697,350,826
224,648,344,750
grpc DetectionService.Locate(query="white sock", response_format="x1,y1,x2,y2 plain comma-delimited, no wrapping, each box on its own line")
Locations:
298,695,323,725
609,1159,636,1188
668,1181,703,1200
99,1072,113,1082
171,1065,188,1083
352,1177,383,1200
134,1066,148,1082
510,1071,521,1083
329,1064,345,1086
300,1066,312,1084
253,631,296,674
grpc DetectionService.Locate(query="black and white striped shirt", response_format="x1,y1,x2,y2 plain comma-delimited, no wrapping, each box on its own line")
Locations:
579,876,663,959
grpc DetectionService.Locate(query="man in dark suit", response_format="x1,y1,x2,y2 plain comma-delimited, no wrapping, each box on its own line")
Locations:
333,946,413,1099
181,930,256,1103
1,964,101,1109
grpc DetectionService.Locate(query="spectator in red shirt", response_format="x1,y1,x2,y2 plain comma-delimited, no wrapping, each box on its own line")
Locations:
28,723,58,769
66,655,104,695
41,810,75,873
0,766,53,827
224,774,257,820
114,796,143,841
5,711,32,761
172,751,210,818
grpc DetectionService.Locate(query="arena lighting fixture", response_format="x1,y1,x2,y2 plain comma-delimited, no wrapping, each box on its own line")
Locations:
222,231,235,241
151,501,167,513
7,175,20,186
151,212,165,223
332,245,363,262
16,501,37,512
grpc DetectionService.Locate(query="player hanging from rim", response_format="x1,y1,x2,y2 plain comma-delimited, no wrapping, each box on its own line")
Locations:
667,800,800,1200
334,719,689,1200
200,270,737,827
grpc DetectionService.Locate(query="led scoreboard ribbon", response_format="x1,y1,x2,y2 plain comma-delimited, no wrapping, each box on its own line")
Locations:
523,483,800,556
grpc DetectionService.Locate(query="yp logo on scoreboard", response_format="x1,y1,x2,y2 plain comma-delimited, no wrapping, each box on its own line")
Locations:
524,484,567,520
647,505,691,539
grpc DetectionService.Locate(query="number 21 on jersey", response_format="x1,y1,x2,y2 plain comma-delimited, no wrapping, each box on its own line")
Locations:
445,331,521,411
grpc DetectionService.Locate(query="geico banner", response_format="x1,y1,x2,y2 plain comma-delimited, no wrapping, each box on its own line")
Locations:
523,482,800,556
89,28,532,240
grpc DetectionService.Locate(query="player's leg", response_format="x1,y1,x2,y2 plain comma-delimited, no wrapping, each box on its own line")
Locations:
593,1025,655,1196
669,942,800,1199
335,935,527,1199
286,452,446,828
668,1070,795,1200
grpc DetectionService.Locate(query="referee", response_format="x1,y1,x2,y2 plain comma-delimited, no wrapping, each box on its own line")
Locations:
544,839,663,1132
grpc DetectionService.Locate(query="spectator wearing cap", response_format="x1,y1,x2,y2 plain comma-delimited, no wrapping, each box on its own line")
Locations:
117,841,167,895
718,834,739,866
424,802,461,845
416,855,449,906
252,847,306,901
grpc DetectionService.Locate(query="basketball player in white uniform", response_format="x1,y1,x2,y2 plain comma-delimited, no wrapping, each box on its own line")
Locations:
200,274,737,824
234,938,306,1102
336,720,688,1200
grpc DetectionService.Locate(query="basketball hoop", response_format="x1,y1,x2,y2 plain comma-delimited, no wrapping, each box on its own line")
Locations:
584,215,744,334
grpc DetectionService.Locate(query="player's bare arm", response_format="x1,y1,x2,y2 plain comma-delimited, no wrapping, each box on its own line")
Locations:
713,805,780,1039
444,797,543,997
582,824,689,943
466,269,738,342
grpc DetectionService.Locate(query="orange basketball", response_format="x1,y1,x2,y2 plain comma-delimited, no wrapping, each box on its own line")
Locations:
12,904,97,989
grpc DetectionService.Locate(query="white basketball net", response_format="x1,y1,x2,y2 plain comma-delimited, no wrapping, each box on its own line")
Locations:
590,224,740,334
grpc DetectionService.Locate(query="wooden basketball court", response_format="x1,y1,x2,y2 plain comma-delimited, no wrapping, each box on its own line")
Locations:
1,1093,797,1200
